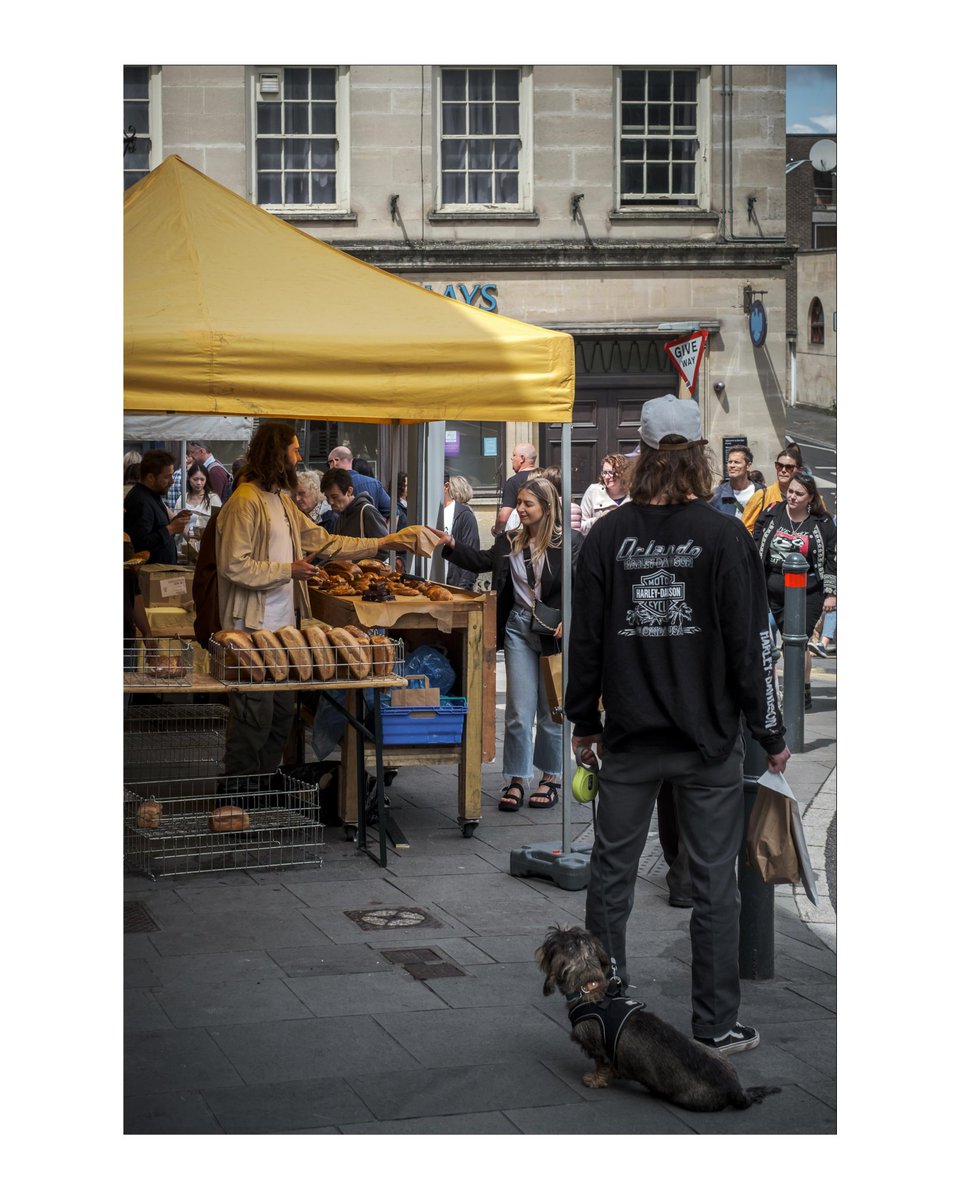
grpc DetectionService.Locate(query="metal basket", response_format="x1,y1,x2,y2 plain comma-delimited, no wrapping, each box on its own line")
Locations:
123,637,194,687
123,704,228,784
207,631,404,685
124,771,324,878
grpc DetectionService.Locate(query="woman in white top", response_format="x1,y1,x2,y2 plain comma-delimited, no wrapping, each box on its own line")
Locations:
579,453,629,532
180,461,221,553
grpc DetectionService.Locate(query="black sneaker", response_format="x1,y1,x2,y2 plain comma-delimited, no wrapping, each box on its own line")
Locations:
695,1022,760,1055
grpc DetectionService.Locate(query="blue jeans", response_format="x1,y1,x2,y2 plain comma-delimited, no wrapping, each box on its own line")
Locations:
821,610,837,641
502,605,562,782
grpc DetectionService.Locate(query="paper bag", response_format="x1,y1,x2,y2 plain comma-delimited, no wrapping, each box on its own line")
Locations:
746,770,819,906
390,675,440,708
380,525,445,559
541,653,564,725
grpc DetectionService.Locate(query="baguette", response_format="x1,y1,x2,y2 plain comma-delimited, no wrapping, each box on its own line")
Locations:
369,634,396,677
302,623,336,681
251,629,289,682
210,630,266,683
327,626,370,680
209,806,250,833
275,625,314,683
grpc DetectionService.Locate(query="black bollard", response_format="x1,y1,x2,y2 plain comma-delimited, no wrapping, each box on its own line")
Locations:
781,551,809,753
738,726,775,979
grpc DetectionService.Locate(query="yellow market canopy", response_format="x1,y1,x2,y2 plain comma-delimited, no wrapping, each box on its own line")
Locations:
124,156,574,424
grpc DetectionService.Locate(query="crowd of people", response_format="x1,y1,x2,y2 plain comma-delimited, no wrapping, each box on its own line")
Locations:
123,406,835,1060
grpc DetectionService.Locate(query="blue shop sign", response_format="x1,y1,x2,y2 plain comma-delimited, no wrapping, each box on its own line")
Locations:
423,283,498,312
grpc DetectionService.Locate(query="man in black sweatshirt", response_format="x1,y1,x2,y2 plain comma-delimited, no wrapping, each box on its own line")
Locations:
567,394,789,1056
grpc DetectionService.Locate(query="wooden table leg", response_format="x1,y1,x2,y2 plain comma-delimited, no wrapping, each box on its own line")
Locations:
458,608,483,827
338,691,361,828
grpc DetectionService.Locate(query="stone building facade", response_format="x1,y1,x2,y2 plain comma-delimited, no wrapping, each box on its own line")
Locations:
785,132,837,412
124,64,795,514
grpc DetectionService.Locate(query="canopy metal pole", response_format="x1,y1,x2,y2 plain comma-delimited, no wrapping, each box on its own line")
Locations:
561,421,572,856
388,419,400,570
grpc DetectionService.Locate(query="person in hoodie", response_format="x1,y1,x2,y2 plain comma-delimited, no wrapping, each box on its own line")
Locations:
566,394,789,1058
320,467,389,559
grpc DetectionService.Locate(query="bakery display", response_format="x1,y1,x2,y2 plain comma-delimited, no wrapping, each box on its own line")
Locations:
209,630,267,683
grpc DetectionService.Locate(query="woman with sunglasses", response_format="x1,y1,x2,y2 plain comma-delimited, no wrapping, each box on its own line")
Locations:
433,478,582,811
753,470,836,710
580,453,630,533
742,444,804,534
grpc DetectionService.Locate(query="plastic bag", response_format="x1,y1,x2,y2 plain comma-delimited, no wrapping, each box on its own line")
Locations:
404,645,456,694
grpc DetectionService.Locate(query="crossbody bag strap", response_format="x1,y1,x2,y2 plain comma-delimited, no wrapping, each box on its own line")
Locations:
522,545,537,595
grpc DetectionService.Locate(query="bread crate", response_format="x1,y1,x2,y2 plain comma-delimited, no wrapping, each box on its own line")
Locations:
124,771,324,878
379,696,468,746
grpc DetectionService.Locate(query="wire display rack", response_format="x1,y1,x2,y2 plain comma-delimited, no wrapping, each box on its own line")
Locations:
123,704,228,785
124,772,324,879
123,638,194,687
207,631,404,685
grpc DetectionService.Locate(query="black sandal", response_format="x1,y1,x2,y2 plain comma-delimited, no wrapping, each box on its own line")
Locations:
528,778,560,810
499,782,525,812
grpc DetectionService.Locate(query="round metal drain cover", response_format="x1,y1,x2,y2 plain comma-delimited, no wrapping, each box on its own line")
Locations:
362,908,427,928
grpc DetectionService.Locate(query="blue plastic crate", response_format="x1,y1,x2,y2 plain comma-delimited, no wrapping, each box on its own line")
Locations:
380,696,468,745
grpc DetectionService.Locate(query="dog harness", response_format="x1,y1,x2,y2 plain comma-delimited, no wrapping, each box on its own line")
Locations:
568,996,646,1060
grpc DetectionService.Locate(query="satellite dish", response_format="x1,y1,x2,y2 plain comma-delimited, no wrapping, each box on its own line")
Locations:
809,139,837,173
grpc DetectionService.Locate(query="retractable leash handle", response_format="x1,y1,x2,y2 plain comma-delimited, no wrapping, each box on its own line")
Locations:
572,746,600,804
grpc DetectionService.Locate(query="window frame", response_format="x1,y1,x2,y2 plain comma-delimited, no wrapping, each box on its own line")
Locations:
246,65,351,215
433,66,533,214
809,297,825,346
123,65,162,190
615,66,708,211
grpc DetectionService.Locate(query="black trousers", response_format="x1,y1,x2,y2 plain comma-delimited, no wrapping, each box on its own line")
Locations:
224,691,296,776
656,781,692,902
585,738,745,1039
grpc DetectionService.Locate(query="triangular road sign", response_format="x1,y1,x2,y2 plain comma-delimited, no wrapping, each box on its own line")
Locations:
664,330,708,393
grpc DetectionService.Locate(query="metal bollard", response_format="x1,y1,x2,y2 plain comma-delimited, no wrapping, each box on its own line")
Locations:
738,726,775,979
781,551,809,753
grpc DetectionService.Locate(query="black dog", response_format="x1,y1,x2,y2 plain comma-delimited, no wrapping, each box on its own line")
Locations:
536,926,780,1113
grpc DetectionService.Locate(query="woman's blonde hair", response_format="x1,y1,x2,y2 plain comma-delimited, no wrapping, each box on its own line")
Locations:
445,475,474,504
507,477,563,563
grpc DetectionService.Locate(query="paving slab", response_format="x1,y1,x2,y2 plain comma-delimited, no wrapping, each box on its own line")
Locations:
280,877,416,908
664,1082,835,1135
287,969,450,1016
125,987,176,1032
266,943,395,977
125,1028,245,1095
466,932,553,963
756,1017,837,1078
383,853,500,877
421,960,546,1008
153,977,315,1028
505,1096,691,1134
201,1076,375,1134
209,1015,422,1085
299,905,475,945
341,1111,519,1134
347,1060,582,1120
170,880,306,912
142,949,288,986
124,1089,224,1134
146,910,337,956
371,1004,568,1069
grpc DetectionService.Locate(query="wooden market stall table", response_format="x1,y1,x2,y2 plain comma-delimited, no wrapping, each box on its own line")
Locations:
309,585,497,839
123,668,408,867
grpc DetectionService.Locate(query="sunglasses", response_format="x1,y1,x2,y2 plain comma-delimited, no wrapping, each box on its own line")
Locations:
775,461,798,471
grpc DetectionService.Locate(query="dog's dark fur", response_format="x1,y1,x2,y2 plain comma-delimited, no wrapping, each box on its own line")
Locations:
536,926,780,1112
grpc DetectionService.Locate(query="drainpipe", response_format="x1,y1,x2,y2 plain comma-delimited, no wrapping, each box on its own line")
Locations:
719,65,783,244
788,338,797,407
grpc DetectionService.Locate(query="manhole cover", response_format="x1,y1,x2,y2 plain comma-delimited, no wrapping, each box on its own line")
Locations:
124,900,159,933
346,907,441,931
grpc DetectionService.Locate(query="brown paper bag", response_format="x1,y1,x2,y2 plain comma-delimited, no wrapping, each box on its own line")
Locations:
541,653,564,725
380,525,445,559
390,675,441,708
746,780,800,884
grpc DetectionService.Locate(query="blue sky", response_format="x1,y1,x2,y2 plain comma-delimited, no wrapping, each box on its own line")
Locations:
787,65,837,134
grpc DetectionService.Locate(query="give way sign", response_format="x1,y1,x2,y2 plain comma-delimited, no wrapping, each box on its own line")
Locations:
664,330,709,393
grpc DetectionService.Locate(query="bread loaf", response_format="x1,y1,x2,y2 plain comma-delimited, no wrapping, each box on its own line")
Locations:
426,586,454,602
275,625,314,683
302,623,336,680
136,801,162,829
210,630,266,683
209,806,250,833
357,559,389,574
251,629,289,682
369,635,396,677
327,627,370,680
324,561,362,580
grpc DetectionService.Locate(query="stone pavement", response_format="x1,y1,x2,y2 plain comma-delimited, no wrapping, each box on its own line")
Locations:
124,657,836,1135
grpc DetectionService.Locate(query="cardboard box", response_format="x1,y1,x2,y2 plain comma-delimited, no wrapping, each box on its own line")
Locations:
139,564,195,610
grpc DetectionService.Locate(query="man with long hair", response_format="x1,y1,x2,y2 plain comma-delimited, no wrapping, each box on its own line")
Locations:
215,422,400,775
567,394,789,1057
